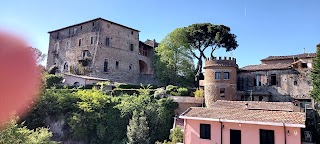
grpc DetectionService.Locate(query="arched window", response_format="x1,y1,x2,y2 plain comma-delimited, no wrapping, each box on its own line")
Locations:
79,39,82,46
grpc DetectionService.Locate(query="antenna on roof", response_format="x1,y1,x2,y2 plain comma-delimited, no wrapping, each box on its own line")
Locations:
244,0,247,16
304,48,306,54
230,51,234,58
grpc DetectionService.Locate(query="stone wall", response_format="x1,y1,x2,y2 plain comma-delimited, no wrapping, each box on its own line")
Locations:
237,69,312,102
203,57,238,106
46,18,156,85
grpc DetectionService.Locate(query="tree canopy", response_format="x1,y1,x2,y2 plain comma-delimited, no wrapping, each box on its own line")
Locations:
185,23,238,82
155,23,238,86
154,28,195,86
30,47,46,65
311,43,320,102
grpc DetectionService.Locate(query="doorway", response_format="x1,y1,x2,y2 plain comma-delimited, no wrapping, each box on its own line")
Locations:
230,129,241,144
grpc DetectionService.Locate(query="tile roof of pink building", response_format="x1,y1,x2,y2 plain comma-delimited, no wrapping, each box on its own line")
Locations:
180,100,305,127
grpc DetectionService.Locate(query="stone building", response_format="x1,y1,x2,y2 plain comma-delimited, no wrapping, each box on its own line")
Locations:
46,18,158,85
203,57,238,106
202,52,315,106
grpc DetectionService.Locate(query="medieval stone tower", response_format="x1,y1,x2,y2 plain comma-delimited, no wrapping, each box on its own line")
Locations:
203,57,238,106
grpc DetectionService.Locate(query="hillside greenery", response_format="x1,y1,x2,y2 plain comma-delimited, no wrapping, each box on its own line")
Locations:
23,87,177,144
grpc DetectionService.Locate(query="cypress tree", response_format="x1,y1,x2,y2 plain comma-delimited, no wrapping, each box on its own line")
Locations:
127,111,150,144
311,43,320,102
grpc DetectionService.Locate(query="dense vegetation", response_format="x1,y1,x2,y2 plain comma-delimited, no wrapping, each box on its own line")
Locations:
23,87,177,144
311,44,320,102
310,43,320,143
0,118,56,144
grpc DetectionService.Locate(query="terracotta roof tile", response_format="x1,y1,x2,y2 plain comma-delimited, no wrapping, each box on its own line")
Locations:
240,63,291,71
144,39,159,47
181,107,305,126
169,96,204,104
211,100,297,112
261,53,315,61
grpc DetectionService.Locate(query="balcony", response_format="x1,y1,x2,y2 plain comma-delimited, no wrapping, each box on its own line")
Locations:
78,55,92,66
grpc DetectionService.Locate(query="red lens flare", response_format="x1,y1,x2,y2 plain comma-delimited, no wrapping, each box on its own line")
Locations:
0,31,40,127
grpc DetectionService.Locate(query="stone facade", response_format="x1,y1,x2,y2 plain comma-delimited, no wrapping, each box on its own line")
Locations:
203,57,238,106
202,53,315,106
46,18,157,85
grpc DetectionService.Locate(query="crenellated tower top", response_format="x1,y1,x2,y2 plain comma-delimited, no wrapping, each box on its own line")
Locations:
204,56,238,68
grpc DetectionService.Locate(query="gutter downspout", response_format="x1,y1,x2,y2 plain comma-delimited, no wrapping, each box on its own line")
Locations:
283,123,287,144
183,119,186,144
220,118,223,144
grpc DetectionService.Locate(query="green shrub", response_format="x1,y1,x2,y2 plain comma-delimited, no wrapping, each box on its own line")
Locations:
177,87,189,96
170,127,183,143
170,91,180,96
118,84,158,89
45,74,63,88
0,118,57,144
154,88,167,98
48,65,59,75
193,88,204,97
165,85,178,93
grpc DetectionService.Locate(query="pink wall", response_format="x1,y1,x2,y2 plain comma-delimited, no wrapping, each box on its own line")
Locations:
184,119,301,144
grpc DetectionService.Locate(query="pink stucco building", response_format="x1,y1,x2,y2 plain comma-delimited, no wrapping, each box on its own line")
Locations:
179,100,305,144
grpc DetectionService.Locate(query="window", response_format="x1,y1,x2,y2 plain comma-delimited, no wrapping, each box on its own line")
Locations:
302,63,308,68
116,61,119,69
79,39,82,46
104,59,108,72
92,22,95,27
66,41,70,49
143,47,148,56
80,26,82,30
215,72,221,79
64,63,68,70
73,28,77,34
270,74,277,85
294,80,298,85
224,72,230,79
255,75,262,86
106,37,110,47
200,124,211,139
91,37,94,44
68,29,70,35
56,32,59,39
260,129,274,144
54,43,59,51
259,96,263,101
220,88,225,97
131,31,133,35
129,64,132,70
130,44,134,51
82,50,89,58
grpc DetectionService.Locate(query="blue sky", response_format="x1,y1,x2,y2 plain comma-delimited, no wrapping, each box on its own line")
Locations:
1,0,319,67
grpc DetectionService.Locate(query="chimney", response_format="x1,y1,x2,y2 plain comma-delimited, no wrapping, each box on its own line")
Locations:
244,103,248,109
153,39,156,48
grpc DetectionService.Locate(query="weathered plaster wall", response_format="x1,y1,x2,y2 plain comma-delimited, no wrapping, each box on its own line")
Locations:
237,69,312,102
